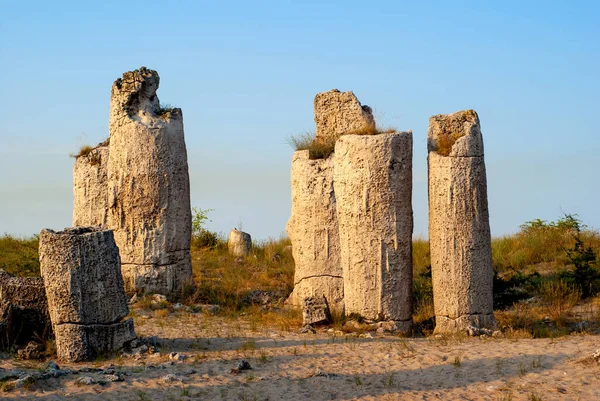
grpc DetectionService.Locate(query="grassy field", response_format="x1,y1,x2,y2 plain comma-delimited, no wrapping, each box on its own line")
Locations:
2,214,599,338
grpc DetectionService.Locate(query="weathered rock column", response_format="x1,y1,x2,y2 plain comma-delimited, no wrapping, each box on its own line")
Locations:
427,110,497,333
39,227,136,362
72,140,110,227
286,151,343,313
107,67,192,297
314,89,375,144
227,230,252,257
287,89,375,315
334,132,413,330
0,269,50,347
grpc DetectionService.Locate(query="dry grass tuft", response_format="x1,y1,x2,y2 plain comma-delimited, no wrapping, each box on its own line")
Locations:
434,132,466,156
288,124,397,160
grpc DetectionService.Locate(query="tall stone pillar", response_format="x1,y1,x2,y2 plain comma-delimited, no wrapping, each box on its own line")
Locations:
427,109,497,333
287,89,375,315
106,67,192,297
334,132,413,330
39,227,135,362
286,150,343,313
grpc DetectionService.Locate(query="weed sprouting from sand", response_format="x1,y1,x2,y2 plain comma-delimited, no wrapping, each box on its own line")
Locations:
529,393,543,401
384,373,394,388
258,350,269,363
518,361,527,377
238,340,256,352
136,390,150,401
452,356,462,367
353,375,363,386
495,359,505,376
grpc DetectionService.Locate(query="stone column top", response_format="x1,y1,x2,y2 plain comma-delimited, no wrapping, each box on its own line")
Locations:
41,226,107,237
110,67,181,125
427,109,484,157
314,89,375,143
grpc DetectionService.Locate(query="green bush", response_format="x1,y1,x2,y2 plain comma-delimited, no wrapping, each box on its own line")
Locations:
0,234,40,277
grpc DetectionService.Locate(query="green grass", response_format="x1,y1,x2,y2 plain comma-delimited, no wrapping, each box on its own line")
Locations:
0,234,40,276
189,234,295,309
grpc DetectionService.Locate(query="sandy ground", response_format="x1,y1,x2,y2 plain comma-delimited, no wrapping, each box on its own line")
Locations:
1,310,598,401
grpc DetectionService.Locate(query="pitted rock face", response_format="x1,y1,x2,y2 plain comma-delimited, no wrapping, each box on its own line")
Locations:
72,141,109,227
334,132,413,329
106,67,192,297
227,230,252,257
427,109,496,334
38,226,135,362
314,89,375,143
427,109,484,157
286,151,343,313
39,227,129,325
0,270,50,348
110,67,160,121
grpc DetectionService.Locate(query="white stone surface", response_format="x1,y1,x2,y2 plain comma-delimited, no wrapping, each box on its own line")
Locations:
106,67,192,297
333,132,413,327
314,89,374,143
286,151,343,313
427,110,497,333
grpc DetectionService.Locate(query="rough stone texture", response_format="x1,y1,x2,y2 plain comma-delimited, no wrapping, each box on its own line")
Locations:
72,141,110,227
428,110,497,334
39,226,135,362
314,89,375,143
301,295,330,326
38,227,129,325
286,151,344,313
227,230,252,257
333,132,413,329
0,300,13,349
107,67,192,297
53,318,136,362
0,269,50,345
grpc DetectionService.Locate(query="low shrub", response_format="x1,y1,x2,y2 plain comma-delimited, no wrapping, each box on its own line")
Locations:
0,234,40,276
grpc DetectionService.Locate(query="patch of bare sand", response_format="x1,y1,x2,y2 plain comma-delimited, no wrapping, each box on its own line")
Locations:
1,311,598,401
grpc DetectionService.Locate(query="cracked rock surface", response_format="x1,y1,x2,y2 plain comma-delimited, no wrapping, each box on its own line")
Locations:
286,151,343,313
334,132,413,328
73,67,192,298
39,227,135,361
427,110,497,333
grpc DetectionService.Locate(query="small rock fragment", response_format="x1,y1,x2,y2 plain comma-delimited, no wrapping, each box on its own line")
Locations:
302,295,330,326
299,325,316,334
76,376,96,385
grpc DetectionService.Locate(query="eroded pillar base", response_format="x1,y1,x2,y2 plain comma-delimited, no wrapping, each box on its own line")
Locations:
54,318,136,362
434,314,497,335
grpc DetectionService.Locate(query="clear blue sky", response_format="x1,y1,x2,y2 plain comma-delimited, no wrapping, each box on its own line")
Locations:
1,0,598,240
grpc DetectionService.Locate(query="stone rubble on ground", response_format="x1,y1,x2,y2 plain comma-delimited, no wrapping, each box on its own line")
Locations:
301,295,330,326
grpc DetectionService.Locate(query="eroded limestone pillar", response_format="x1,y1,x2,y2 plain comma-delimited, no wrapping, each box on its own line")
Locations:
72,140,109,227
39,227,135,361
427,109,497,333
286,151,343,313
314,89,375,144
334,132,413,330
107,67,192,297
227,229,252,257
